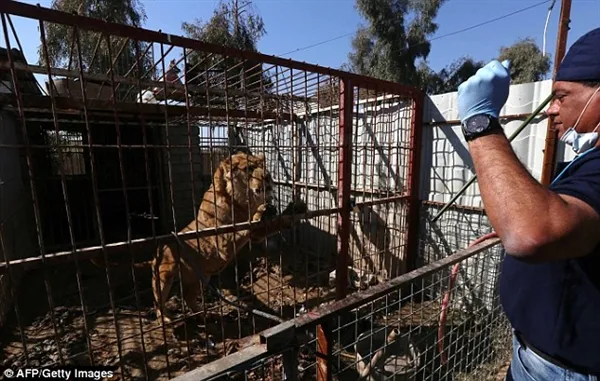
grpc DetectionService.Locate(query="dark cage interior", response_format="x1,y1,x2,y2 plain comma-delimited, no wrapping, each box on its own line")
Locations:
31,119,162,251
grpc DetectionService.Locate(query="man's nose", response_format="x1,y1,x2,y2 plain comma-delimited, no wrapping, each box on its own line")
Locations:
547,99,560,116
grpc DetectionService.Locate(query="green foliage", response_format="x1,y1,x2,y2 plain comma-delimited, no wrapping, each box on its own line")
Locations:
346,0,551,94
39,0,153,76
419,56,485,94
181,0,272,107
346,0,447,86
498,37,551,84
418,39,551,94
182,0,265,52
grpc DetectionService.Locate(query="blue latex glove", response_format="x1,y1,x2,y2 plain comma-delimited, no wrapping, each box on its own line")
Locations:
457,59,511,123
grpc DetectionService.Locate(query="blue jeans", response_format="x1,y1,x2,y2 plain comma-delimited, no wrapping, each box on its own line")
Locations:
506,333,598,381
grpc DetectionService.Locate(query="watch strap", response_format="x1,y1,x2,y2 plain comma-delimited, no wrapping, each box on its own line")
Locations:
462,114,502,141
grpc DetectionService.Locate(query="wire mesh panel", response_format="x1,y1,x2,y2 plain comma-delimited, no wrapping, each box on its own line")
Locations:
0,2,423,380
190,240,510,381
346,87,414,282
324,243,510,381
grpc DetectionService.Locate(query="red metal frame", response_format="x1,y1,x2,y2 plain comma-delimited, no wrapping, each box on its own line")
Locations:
335,79,353,302
404,89,425,272
540,0,572,186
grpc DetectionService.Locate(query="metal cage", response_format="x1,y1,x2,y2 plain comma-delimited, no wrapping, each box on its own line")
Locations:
0,2,514,381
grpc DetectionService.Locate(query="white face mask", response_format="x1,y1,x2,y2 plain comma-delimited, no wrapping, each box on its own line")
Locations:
560,85,600,155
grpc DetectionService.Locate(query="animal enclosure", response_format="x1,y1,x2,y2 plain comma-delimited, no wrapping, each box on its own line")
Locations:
0,2,539,381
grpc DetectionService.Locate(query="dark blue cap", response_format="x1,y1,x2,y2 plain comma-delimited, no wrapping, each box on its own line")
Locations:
556,27,600,82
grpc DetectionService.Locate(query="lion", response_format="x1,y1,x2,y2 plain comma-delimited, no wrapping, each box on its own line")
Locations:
149,151,307,323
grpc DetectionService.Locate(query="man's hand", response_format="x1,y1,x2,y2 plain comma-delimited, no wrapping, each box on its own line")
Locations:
458,60,511,123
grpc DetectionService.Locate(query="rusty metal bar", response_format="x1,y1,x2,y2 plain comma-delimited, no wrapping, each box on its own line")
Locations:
71,25,127,376
423,199,485,213
104,33,152,377
0,1,421,98
201,58,217,355
294,237,501,328
181,42,205,361
133,40,163,380
0,59,310,105
336,78,353,301
424,111,547,127
169,345,268,381
155,41,177,373
541,0,572,185
316,323,333,381
38,17,96,366
404,92,425,272
0,93,295,123
316,77,354,381
0,213,305,270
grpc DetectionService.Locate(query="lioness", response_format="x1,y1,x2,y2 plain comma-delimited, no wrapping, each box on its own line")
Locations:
151,151,306,323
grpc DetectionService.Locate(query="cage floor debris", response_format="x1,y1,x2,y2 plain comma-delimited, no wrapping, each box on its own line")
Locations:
0,243,336,380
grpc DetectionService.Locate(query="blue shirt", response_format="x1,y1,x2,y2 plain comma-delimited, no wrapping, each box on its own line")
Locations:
499,146,600,374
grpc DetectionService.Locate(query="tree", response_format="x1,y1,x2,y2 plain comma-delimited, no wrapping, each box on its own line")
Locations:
498,37,551,84
345,0,447,87
419,38,550,95
420,56,485,94
181,0,271,108
181,0,273,150
39,0,154,100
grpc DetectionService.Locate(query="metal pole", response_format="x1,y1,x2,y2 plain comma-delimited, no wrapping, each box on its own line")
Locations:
404,91,425,272
431,92,554,223
335,78,353,301
540,0,572,185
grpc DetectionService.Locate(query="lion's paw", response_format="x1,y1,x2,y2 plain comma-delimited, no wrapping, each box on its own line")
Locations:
252,204,268,222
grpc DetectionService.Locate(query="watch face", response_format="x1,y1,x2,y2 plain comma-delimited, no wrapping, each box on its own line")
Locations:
467,114,491,133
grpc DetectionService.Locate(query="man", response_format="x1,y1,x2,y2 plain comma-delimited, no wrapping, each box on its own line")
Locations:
456,27,600,381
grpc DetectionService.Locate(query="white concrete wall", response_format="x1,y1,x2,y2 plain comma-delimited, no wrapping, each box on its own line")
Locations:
421,79,565,207
419,79,563,313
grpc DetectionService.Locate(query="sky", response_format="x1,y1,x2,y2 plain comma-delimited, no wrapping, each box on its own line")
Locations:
7,0,600,82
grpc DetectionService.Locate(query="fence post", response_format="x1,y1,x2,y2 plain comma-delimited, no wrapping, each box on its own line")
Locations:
316,322,333,381
315,77,353,381
335,78,353,300
540,0,572,185
404,91,425,273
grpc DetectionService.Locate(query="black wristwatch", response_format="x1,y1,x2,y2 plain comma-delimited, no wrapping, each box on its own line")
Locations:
461,114,502,141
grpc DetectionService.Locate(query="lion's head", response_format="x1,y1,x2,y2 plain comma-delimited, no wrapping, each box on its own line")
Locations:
213,152,274,210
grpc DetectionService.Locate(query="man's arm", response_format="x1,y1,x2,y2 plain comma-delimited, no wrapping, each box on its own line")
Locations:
468,129,600,262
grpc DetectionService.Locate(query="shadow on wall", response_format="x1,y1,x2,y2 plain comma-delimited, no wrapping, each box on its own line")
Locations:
419,96,475,200
352,203,404,279
299,118,406,281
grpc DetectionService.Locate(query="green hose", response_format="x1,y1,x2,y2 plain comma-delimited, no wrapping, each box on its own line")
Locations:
430,92,554,223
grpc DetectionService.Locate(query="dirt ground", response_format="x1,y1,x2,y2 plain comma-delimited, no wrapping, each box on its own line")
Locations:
0,239,509,381
0,240,336,381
